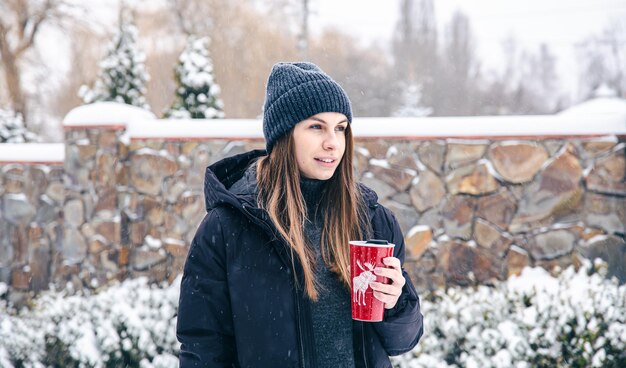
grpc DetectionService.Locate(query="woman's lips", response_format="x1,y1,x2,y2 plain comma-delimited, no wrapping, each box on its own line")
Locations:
314,157,337,167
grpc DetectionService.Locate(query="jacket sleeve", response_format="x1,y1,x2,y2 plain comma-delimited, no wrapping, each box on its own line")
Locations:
176,209,237,367
373,206,424,356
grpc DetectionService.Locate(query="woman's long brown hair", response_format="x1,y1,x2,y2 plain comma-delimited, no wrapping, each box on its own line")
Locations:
256,124,371,301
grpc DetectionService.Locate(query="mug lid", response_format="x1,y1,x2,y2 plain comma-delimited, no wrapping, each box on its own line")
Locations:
349,239,395,248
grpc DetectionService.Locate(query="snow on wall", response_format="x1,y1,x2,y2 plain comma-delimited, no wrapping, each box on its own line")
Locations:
60,100,626,140
126,114,626,140
126,118,262,140
1,99,622,164
0,143,64,163
63,102,156,127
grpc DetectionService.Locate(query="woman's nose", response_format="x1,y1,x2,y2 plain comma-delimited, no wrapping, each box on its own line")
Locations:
323,131,339,150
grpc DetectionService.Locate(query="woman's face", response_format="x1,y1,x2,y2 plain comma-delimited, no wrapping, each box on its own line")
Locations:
292,112,348,180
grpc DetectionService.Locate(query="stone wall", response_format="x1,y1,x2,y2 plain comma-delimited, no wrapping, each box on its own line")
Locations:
354,138,625,292
1,120,625,301
0,162,64,293
121,138,263,284
63,127,127,289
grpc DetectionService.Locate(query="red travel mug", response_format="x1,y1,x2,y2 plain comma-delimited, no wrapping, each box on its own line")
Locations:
350,239,395,322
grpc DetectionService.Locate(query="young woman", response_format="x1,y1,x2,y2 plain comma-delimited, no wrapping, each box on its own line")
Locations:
177,62,423,368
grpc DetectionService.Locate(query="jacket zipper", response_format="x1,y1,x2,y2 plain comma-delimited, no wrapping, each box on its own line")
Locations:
294,291,306,368
361,321,369,368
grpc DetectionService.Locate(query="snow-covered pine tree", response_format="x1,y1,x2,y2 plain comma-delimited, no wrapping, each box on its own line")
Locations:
164,36,224,119
79,15,150,110
393,83,432,117
0,108,39,143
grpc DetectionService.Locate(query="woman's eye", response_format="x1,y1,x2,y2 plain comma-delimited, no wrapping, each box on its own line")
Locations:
310,124,322,129
336,125,346,132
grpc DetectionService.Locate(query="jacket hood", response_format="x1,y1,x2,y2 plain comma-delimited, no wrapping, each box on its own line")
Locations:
203,150,265,212
203,149,379,213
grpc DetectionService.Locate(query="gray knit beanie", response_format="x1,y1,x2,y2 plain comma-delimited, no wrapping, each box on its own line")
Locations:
262,62,352,154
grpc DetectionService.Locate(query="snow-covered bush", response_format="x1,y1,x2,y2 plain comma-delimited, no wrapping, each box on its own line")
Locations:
79,15,150,110
0,277,179,368
1,262,624,367
164,36,224,119
392,260,626,368
0,108,39,143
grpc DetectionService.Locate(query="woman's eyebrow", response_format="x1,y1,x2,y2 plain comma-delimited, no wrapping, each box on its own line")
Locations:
309,117,348,124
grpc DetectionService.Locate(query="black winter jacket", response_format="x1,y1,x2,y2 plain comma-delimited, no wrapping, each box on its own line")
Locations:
177,150,423,368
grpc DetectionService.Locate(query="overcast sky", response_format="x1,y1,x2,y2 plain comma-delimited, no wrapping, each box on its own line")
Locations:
37,0,626,102
309,0,626,97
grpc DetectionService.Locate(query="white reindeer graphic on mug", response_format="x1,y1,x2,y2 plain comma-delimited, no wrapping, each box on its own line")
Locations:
353,260,378,306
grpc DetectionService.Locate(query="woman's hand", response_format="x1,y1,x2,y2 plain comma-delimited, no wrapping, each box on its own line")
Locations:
370,257,406,309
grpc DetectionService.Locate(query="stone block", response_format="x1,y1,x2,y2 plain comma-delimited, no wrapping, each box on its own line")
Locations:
64,198,85,228
388,151,420,172
29,239,51,291
97,130,119,149
510,149,583,232
3,193,36,225
474,218,513,257
410,169,446,212
417,141,446,174
578,235,626,283
76,143,97,163
580,138,617,159
36,196,60,224
131,247,168,271
354,146,370,177
360,140,389,159
130,221,148,246
438,240,501,286
445,142,487,171
506,246,530,278
535,252,582,276
181,142,199,155
130,149,178,196
585,146,626,195
63,228,87,264
94,219,121,244
11,266,30,290
405,225,433,260
441,195,474,240
361,173,396,200
446,161,499,196
476,189,517,231
380,200,419,234
95,187,117,213
369,162,414,192
45,181,65,203
583,192,626,235
526,229,576,261
489,142,548,183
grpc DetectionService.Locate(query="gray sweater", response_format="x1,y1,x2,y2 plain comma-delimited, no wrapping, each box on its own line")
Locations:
300,177,355,368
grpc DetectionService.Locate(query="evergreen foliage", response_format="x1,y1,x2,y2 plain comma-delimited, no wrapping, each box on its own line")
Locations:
79,16,150,110
0,108,39,143
164,36,224,119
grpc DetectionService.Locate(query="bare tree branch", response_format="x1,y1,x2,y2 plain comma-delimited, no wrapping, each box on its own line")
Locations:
0,0,76,123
